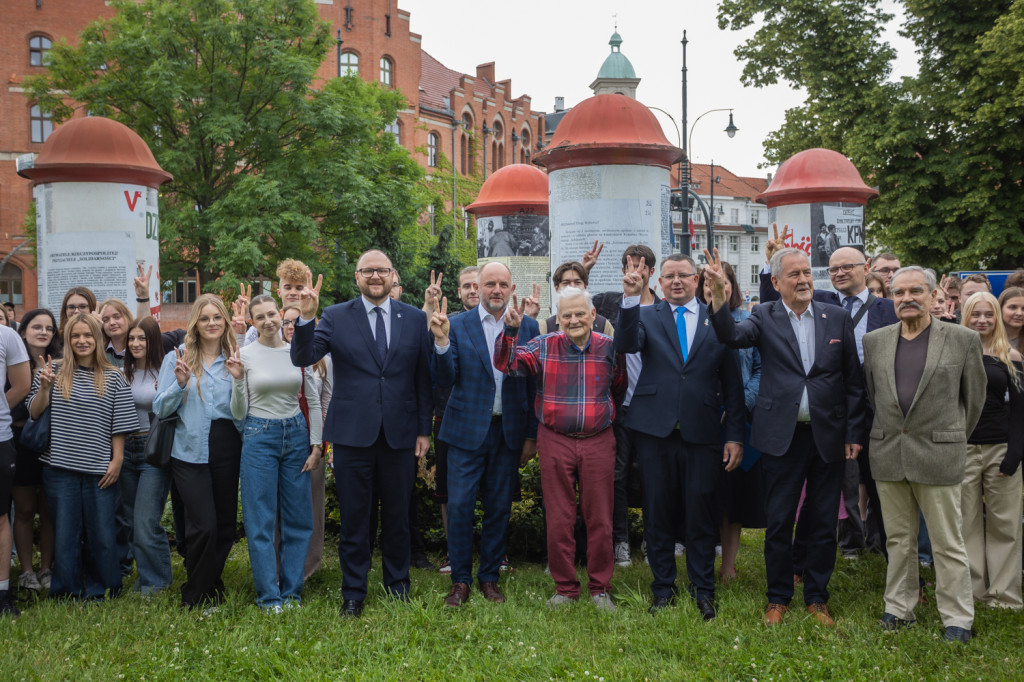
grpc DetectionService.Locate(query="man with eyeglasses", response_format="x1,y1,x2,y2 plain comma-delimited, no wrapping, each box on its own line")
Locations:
291,249,433,617
535,262,614,336
870,253,902,288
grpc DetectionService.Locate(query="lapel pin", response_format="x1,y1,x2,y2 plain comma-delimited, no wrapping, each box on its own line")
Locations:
397,313,402,318
821,313,826,318
703,318,709,326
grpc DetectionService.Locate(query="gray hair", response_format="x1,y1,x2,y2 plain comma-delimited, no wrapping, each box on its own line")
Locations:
770,248,809,279
555,286,593,315
890,265,937,292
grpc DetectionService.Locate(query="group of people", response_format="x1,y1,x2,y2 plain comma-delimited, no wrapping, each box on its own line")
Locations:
0,237,1020,646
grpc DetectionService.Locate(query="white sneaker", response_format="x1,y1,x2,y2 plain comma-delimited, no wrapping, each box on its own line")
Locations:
201,606,220,617
37,569,52,590
265,604,285,615
592,593,616,613
674,542,686,556
547,593,575,608
614,542,632,567
18,571,41,591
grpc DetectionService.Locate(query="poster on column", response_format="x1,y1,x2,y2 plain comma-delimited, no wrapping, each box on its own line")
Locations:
477,212,552,316
767,202,865,292
38,230,136,314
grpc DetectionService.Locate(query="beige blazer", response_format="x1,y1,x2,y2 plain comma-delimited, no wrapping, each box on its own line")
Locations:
862,318,986,485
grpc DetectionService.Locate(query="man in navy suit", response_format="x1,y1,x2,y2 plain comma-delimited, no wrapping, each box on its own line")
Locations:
429,262,539,607
705,247,867,627
291,249,432,617
614,253,746,620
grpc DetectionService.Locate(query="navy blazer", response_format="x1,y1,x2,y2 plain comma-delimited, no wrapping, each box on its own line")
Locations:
759,272,899,334
710,299,867,460
291,298,433,450
433,310,539,452
615,299,746,445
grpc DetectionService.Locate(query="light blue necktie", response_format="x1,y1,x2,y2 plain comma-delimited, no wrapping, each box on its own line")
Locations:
676,307,688,363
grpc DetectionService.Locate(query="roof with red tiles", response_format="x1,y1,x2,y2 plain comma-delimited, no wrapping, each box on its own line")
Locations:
672,163,769,200
419,50,499,111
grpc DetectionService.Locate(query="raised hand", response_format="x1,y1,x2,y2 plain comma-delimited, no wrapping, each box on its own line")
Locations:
505,294,526,328
230,298,248,334
621,256,646,296
424,270,443,308
133,263,153,299
173,348,192,388
765,223,789,263
702,247,728,310
429,296,450,344
224,346,244,380
523,283,541,319
36,355,55,391
580,240,604,273
299,270,323,319
233,282,253,312
940,296,957,321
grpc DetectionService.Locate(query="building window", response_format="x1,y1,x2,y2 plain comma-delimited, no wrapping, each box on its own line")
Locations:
751,236,760,253
751,265,760,286
750,209,760,225
428,204,436,236
173,271,199,304
29,36,51,67
0,264,23,305
730,208,739,223
520,129,531,163
461,113,474,174
379,57,393,87
385,119,400,145
339,51,359,77
729,235,739,252
427,132,439,167
30,105,52,143
713,234,721,250
463,208,470,239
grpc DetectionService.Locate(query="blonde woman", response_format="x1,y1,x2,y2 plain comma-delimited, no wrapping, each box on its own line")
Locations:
961,291,1023,609
27,314,137,600
153,294,241,611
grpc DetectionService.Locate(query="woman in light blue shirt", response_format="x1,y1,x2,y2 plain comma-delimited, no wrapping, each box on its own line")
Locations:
153,294,241,611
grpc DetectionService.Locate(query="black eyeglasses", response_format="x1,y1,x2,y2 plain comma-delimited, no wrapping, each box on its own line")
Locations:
357,267,393,278
66,304,90,312
827,262,866,275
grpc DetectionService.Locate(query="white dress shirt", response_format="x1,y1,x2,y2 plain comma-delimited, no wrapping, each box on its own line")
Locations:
782,300,816,422
360,295,392,346
669,297,699,358
434,304,506,415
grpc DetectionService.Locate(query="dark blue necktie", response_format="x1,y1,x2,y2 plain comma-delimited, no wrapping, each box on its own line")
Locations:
373,306,387,361
843,296,856,313
676,307,688,363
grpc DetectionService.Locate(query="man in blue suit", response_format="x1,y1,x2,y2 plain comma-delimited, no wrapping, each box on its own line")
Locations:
429,262,539,607
614,253,746,620
705,246,867,627
291,249,432,617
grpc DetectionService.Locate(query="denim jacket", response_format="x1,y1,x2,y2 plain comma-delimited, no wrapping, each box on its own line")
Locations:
153,347,241,464
733,308,762,415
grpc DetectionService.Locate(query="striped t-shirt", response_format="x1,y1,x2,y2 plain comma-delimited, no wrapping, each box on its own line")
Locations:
27,365,139,475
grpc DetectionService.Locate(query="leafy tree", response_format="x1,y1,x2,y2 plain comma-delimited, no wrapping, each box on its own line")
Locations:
26,0,424,300
717,0,1024,270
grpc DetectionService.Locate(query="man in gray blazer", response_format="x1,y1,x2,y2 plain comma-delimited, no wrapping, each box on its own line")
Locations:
862,266,986,644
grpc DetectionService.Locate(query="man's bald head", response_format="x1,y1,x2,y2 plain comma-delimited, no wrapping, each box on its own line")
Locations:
356,249,392,270
827,247,869,297
478,261,511,282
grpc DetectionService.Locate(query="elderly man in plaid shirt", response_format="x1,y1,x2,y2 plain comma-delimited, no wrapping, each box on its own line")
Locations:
493,286,627,612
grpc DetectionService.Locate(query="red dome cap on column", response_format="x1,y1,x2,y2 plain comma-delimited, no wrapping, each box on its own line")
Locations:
756,148,877,207
17,116,173,187
466,163,548,218
533,94,683,172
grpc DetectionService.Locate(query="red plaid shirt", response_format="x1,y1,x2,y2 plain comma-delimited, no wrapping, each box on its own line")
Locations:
494,327,627,437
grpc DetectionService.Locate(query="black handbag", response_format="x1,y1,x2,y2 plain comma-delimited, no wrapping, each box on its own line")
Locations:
20,408,51,452
143,412,178,468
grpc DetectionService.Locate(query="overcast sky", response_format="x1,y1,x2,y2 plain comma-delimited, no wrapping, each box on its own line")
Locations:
400,0,917,180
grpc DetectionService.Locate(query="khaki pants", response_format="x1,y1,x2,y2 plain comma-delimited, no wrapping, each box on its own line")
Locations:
876,480,974,629
962,443,1023,609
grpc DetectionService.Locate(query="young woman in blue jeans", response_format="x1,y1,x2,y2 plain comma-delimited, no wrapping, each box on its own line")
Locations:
28,313,138,600
119,317,172,594
227,295,322,612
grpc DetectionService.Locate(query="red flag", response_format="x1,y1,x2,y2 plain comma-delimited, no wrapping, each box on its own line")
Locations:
688,216,696,250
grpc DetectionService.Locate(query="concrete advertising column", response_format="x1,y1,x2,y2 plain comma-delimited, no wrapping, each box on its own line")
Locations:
17,116,173,318
533,93,683,295
756,148,878,292
467,163,551,315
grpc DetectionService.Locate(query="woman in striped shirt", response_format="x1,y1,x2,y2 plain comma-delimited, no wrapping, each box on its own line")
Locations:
27,313,138,600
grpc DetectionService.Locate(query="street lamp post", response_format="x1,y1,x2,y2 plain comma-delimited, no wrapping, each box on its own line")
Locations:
687,108,737,254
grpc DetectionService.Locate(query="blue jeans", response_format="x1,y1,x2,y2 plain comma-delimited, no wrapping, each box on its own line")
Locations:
118,433,172,593
43,466,122,599
239,414,312,608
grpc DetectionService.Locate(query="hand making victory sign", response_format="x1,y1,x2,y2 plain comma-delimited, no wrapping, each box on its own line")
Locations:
764,223,789,263
298,270,323,320
423,270,443,310
702,247,729,312
428,296,450,346
581,239,604,273
621,256,646,297
504,292,527,329
224,346,244,380
522,283,541,319
173,347,192,389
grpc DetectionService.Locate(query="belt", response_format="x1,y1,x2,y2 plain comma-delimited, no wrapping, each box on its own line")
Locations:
794,421,813,430
562,426,609,440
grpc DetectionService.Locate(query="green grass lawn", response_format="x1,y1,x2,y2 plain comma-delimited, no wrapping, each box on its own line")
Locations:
4,531,1023,680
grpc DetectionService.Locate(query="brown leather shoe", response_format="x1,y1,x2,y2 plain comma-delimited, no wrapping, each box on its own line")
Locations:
806,602,835,627
763,602,787,626
445,582,470,608
478,581,506,603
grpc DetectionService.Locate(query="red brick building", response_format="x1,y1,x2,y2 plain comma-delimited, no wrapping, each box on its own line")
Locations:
1,0,542,318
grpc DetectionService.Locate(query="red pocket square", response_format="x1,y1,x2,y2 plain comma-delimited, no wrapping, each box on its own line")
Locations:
829,339,842,344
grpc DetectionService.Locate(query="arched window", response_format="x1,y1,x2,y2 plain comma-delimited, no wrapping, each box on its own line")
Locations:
427,132,439,167
520,129,531,163
385,119,401,144
379,56,393,87
29,36,51,67
338,51,359,77
461,112,474,174
0,263,23,305
491,120,504,172
30,105,52,143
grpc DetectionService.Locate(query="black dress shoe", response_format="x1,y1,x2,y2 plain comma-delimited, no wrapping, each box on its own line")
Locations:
648,595,674,615
411,554,437,571
341,599,364,617
943,626,972,644
696,598,716,621
879,612,915,632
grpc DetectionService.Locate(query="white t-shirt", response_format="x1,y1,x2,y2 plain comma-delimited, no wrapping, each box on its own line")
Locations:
0,325,30,441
